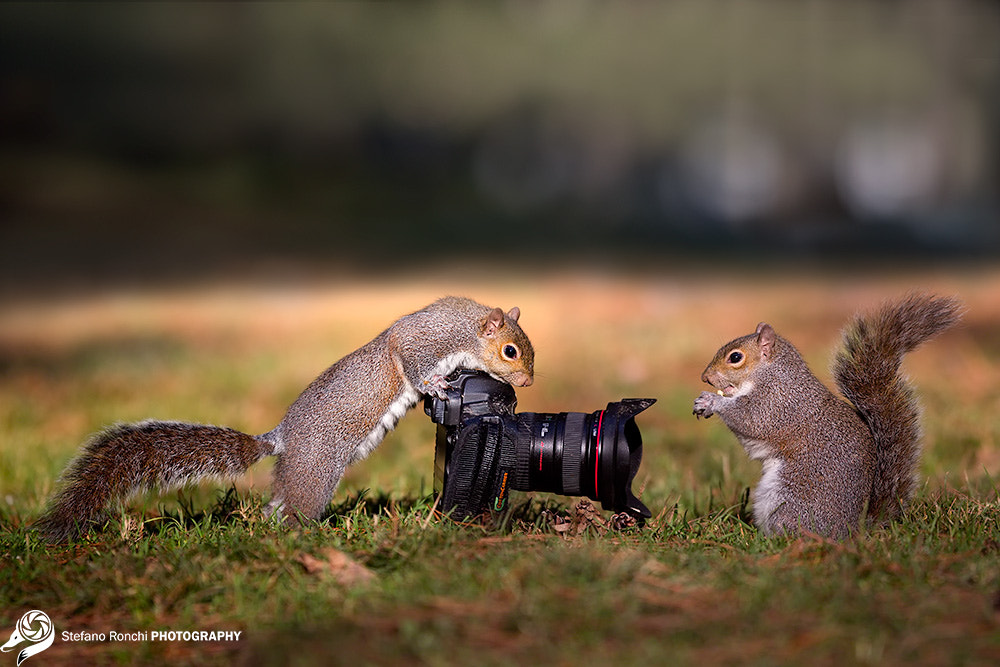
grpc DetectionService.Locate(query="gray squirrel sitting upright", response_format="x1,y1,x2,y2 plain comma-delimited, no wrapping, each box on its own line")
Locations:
36,296,534,542
693,293,961,539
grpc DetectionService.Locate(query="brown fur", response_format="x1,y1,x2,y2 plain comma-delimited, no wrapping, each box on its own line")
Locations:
34,422,270,542
694,293,961,538
36,297,534,542
833,293,963,523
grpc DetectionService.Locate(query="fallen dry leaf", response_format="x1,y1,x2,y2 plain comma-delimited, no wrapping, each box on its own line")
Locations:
542,499,626,538
297,548,376,587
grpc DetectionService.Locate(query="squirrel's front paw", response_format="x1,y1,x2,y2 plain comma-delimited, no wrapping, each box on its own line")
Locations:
693,392,719,419
423,374,451,400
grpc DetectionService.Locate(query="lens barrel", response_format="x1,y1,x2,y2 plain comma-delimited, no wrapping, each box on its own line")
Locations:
515,399,654,520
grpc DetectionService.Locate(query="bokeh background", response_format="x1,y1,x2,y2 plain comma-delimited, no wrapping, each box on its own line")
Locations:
3,7,1000,665
1,1,998,292
1,2,998,509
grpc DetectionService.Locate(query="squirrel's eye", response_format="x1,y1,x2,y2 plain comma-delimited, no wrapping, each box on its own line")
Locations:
727,350,745,366
502,344,519,360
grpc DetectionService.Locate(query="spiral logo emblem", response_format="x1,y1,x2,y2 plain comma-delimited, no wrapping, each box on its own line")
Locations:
15,613,50,644
1,610,54,665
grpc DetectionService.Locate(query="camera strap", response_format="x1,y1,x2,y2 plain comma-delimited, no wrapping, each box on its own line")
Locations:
491,420,519,512
477,417,504,510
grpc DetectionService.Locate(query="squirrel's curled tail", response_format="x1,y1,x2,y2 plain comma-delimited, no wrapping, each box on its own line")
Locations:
35,421,275,543
833,293,962,523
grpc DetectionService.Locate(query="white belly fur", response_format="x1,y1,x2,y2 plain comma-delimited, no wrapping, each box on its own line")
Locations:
351,351,486,463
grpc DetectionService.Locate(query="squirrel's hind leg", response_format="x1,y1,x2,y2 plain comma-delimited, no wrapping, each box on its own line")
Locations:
268,448,347,524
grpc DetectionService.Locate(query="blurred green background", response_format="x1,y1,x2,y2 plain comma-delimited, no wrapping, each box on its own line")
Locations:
1,1,998,294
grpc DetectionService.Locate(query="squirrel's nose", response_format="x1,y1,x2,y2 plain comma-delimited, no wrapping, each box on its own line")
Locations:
701,371,710,385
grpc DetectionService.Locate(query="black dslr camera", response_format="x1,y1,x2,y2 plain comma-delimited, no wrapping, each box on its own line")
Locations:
424,370,654,523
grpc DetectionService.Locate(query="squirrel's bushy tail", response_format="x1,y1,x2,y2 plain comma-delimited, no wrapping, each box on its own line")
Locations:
833,293,962,523
35,421,274,543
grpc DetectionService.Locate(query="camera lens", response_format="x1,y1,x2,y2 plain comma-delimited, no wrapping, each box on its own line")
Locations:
513,399,654,520
427,370,654,523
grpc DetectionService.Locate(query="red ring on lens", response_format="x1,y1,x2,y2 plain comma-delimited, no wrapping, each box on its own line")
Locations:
594,410,605,495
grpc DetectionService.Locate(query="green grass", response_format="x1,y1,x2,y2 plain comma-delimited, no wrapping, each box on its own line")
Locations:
3,487,998,665
2,274,999,665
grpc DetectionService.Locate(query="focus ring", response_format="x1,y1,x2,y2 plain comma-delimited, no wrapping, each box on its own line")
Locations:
561,412,585,495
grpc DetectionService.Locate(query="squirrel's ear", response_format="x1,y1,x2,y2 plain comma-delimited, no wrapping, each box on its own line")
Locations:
507,306,521,323
756,323,775,360
483,307,505,337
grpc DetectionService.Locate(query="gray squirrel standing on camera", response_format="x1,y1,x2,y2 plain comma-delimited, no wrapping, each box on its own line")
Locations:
36,296,535,542
693,293,962,539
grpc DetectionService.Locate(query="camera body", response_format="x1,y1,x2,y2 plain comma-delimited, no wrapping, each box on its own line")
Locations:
424,370,654,522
